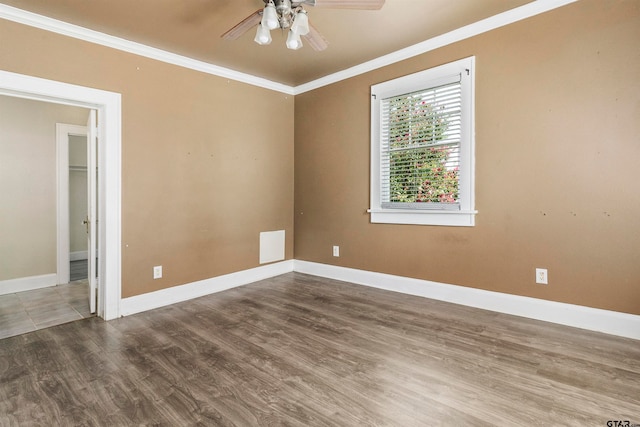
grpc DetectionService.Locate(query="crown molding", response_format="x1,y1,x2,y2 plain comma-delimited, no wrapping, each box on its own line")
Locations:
0,4,295,95
0,0,578,96
294,0,578,94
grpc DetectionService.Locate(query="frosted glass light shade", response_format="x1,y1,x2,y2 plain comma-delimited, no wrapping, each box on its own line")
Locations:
254,24,272,45
286,30,303,50
261,3,279,30
291,11,309,36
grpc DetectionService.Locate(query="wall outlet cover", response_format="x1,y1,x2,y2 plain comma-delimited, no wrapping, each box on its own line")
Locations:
536,268,548,285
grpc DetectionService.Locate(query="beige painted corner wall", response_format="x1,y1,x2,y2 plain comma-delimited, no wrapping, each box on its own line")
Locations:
294,0,640,315
0,19,294,298
2,1,637,314
0,96,87,281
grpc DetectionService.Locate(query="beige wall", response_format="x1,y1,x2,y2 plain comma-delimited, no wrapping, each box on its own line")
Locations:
69,135,88,254
0,96,87,281
294,0,640,315
0,19,295,298
2,0,637,313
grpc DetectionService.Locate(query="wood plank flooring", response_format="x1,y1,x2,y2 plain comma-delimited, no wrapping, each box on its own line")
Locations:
70,259,88,282
1,272,638,426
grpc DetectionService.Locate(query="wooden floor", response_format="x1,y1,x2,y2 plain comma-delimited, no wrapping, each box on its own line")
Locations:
1,273,638,426
70,259,88,282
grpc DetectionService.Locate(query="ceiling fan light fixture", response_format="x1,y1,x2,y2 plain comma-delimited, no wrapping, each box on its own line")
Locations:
291,10,310,36
254,24,272,45
262,2,280,30
224,0,385,50
286,30,303,50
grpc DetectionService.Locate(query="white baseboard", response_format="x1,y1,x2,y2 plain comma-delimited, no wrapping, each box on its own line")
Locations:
70,251,88,261
0,273,58,295
120,260,294,317
116,258,639,340
293,260,640,341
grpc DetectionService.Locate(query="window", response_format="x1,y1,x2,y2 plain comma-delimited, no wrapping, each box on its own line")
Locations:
370,57,476,226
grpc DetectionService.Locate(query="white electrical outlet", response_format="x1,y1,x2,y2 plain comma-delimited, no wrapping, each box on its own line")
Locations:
536,268,548,285
333,246,340,257
153,265,162,279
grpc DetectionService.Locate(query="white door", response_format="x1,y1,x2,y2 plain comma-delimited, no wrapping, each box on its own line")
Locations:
86,110,98,314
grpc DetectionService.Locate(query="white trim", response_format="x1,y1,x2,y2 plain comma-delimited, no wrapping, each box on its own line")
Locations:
56,123,88,285
370,210,476,226
293,260,640,341
120,260,294,317
294,0,578,94
1,1,576,95
0,4,294,96
0,273,57,295
70,251,88,262
370,57,475,226
0,70,123,321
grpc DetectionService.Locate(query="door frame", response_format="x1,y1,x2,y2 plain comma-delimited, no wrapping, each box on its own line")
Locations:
0,70,122,320
56,123,88,286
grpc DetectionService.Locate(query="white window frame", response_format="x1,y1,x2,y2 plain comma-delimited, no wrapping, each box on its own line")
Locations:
370,57,476,226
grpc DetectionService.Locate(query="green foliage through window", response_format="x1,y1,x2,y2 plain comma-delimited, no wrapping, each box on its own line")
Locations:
384,83,460,205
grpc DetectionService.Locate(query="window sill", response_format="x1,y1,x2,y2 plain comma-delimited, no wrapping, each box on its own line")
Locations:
368,209,477,226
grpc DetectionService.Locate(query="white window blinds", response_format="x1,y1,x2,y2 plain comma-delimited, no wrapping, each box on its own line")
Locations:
380,73,462,210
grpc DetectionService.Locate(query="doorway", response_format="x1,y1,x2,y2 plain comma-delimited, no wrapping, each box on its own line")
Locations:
0,70,122,322
68,132,89,282
56,121,98,314
0,97,95,338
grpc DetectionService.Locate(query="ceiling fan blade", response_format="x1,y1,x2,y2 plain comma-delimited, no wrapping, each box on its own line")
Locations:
301,0,385,9
221,9,262,40
303,23,329,51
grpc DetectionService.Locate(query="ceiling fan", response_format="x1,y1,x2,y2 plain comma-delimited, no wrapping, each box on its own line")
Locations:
222,0,385,51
